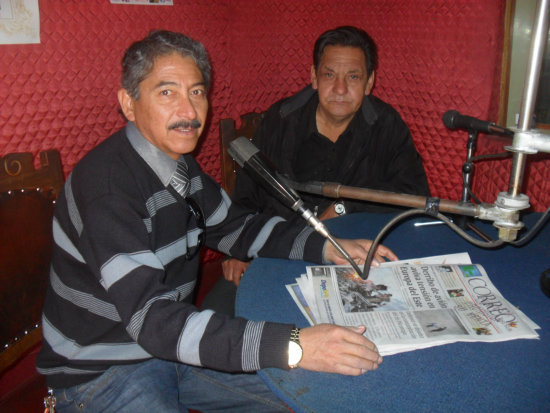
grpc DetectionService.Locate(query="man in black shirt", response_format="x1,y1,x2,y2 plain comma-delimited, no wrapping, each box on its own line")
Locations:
211,26,429,295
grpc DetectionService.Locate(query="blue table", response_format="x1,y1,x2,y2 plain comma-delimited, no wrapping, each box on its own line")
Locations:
235,212,550,413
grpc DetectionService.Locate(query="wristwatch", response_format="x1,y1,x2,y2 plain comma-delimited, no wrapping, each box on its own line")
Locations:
288,327,303,368
334,200,346,216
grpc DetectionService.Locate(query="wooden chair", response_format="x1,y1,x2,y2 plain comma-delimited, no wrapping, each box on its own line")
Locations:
0,150,64,412
195,112,264,308
218,112,265,196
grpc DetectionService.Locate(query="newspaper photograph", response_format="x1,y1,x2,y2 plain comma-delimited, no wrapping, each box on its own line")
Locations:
289,255,539,356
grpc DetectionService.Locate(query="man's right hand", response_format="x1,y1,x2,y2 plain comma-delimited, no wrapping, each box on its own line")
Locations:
222,258,250,286
298,324,382,375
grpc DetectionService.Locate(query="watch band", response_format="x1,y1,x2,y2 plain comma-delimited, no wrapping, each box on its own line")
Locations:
290,327,301,345
288,327,303,369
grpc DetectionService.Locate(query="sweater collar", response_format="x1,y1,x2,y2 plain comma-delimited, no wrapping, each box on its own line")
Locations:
124,121,179,187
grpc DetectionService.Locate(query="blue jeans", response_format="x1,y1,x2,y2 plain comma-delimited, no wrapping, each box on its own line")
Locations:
51,358,289,412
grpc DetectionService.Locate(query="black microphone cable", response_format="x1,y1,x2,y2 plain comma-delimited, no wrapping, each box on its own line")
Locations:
361,210,505,280
361,207,550,280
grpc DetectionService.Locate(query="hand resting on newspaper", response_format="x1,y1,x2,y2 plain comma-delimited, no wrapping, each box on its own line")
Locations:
324,238,398,268
300,324,382,375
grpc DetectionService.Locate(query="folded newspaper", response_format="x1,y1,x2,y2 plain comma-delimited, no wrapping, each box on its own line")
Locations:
286,253,540,356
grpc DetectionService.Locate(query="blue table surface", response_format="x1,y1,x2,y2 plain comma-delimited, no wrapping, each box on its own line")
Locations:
236,212,550,413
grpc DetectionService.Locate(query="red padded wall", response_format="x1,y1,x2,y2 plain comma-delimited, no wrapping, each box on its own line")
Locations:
1,0,548,213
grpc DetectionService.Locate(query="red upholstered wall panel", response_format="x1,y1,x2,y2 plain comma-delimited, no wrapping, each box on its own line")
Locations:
1,0,548,215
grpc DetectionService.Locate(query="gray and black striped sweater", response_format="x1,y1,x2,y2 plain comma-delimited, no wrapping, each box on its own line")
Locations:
37,123,326,389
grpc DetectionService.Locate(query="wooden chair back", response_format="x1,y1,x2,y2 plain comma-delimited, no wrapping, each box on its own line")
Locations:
0,150,64,373
219,112,264,195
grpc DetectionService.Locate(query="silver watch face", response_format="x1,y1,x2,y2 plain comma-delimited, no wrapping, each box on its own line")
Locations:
288,340,303,367
334,202,346,215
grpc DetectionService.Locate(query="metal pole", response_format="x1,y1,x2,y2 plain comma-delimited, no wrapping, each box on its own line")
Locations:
509,0,550,196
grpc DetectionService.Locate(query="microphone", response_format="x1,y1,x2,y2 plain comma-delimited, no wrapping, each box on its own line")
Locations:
228,137,304,214
442,110,514,137
228,137,366,278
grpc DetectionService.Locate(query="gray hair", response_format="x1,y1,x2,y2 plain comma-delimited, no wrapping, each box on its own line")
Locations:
121,30,211,100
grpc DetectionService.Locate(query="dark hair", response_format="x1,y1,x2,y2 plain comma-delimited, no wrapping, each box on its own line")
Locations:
121,30,211,100
313,26,378,77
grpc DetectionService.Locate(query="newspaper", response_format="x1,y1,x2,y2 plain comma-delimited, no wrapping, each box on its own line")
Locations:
286,253,539,356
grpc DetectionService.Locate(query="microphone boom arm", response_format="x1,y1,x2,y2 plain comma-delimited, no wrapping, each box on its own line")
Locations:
289,180,525,242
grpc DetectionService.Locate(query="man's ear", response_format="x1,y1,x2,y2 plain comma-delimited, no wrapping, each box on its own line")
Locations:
117,88,136,122
310,65,318,90
365,72,376,95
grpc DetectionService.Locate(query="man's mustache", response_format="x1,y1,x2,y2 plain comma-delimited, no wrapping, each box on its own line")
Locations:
168,119,202,130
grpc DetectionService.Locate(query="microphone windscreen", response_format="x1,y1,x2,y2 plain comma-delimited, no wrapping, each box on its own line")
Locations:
442,110,459,129
228,137,258,167
227,136,303,211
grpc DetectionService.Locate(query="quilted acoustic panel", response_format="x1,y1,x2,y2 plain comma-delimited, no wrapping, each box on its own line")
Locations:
0,1,547,226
